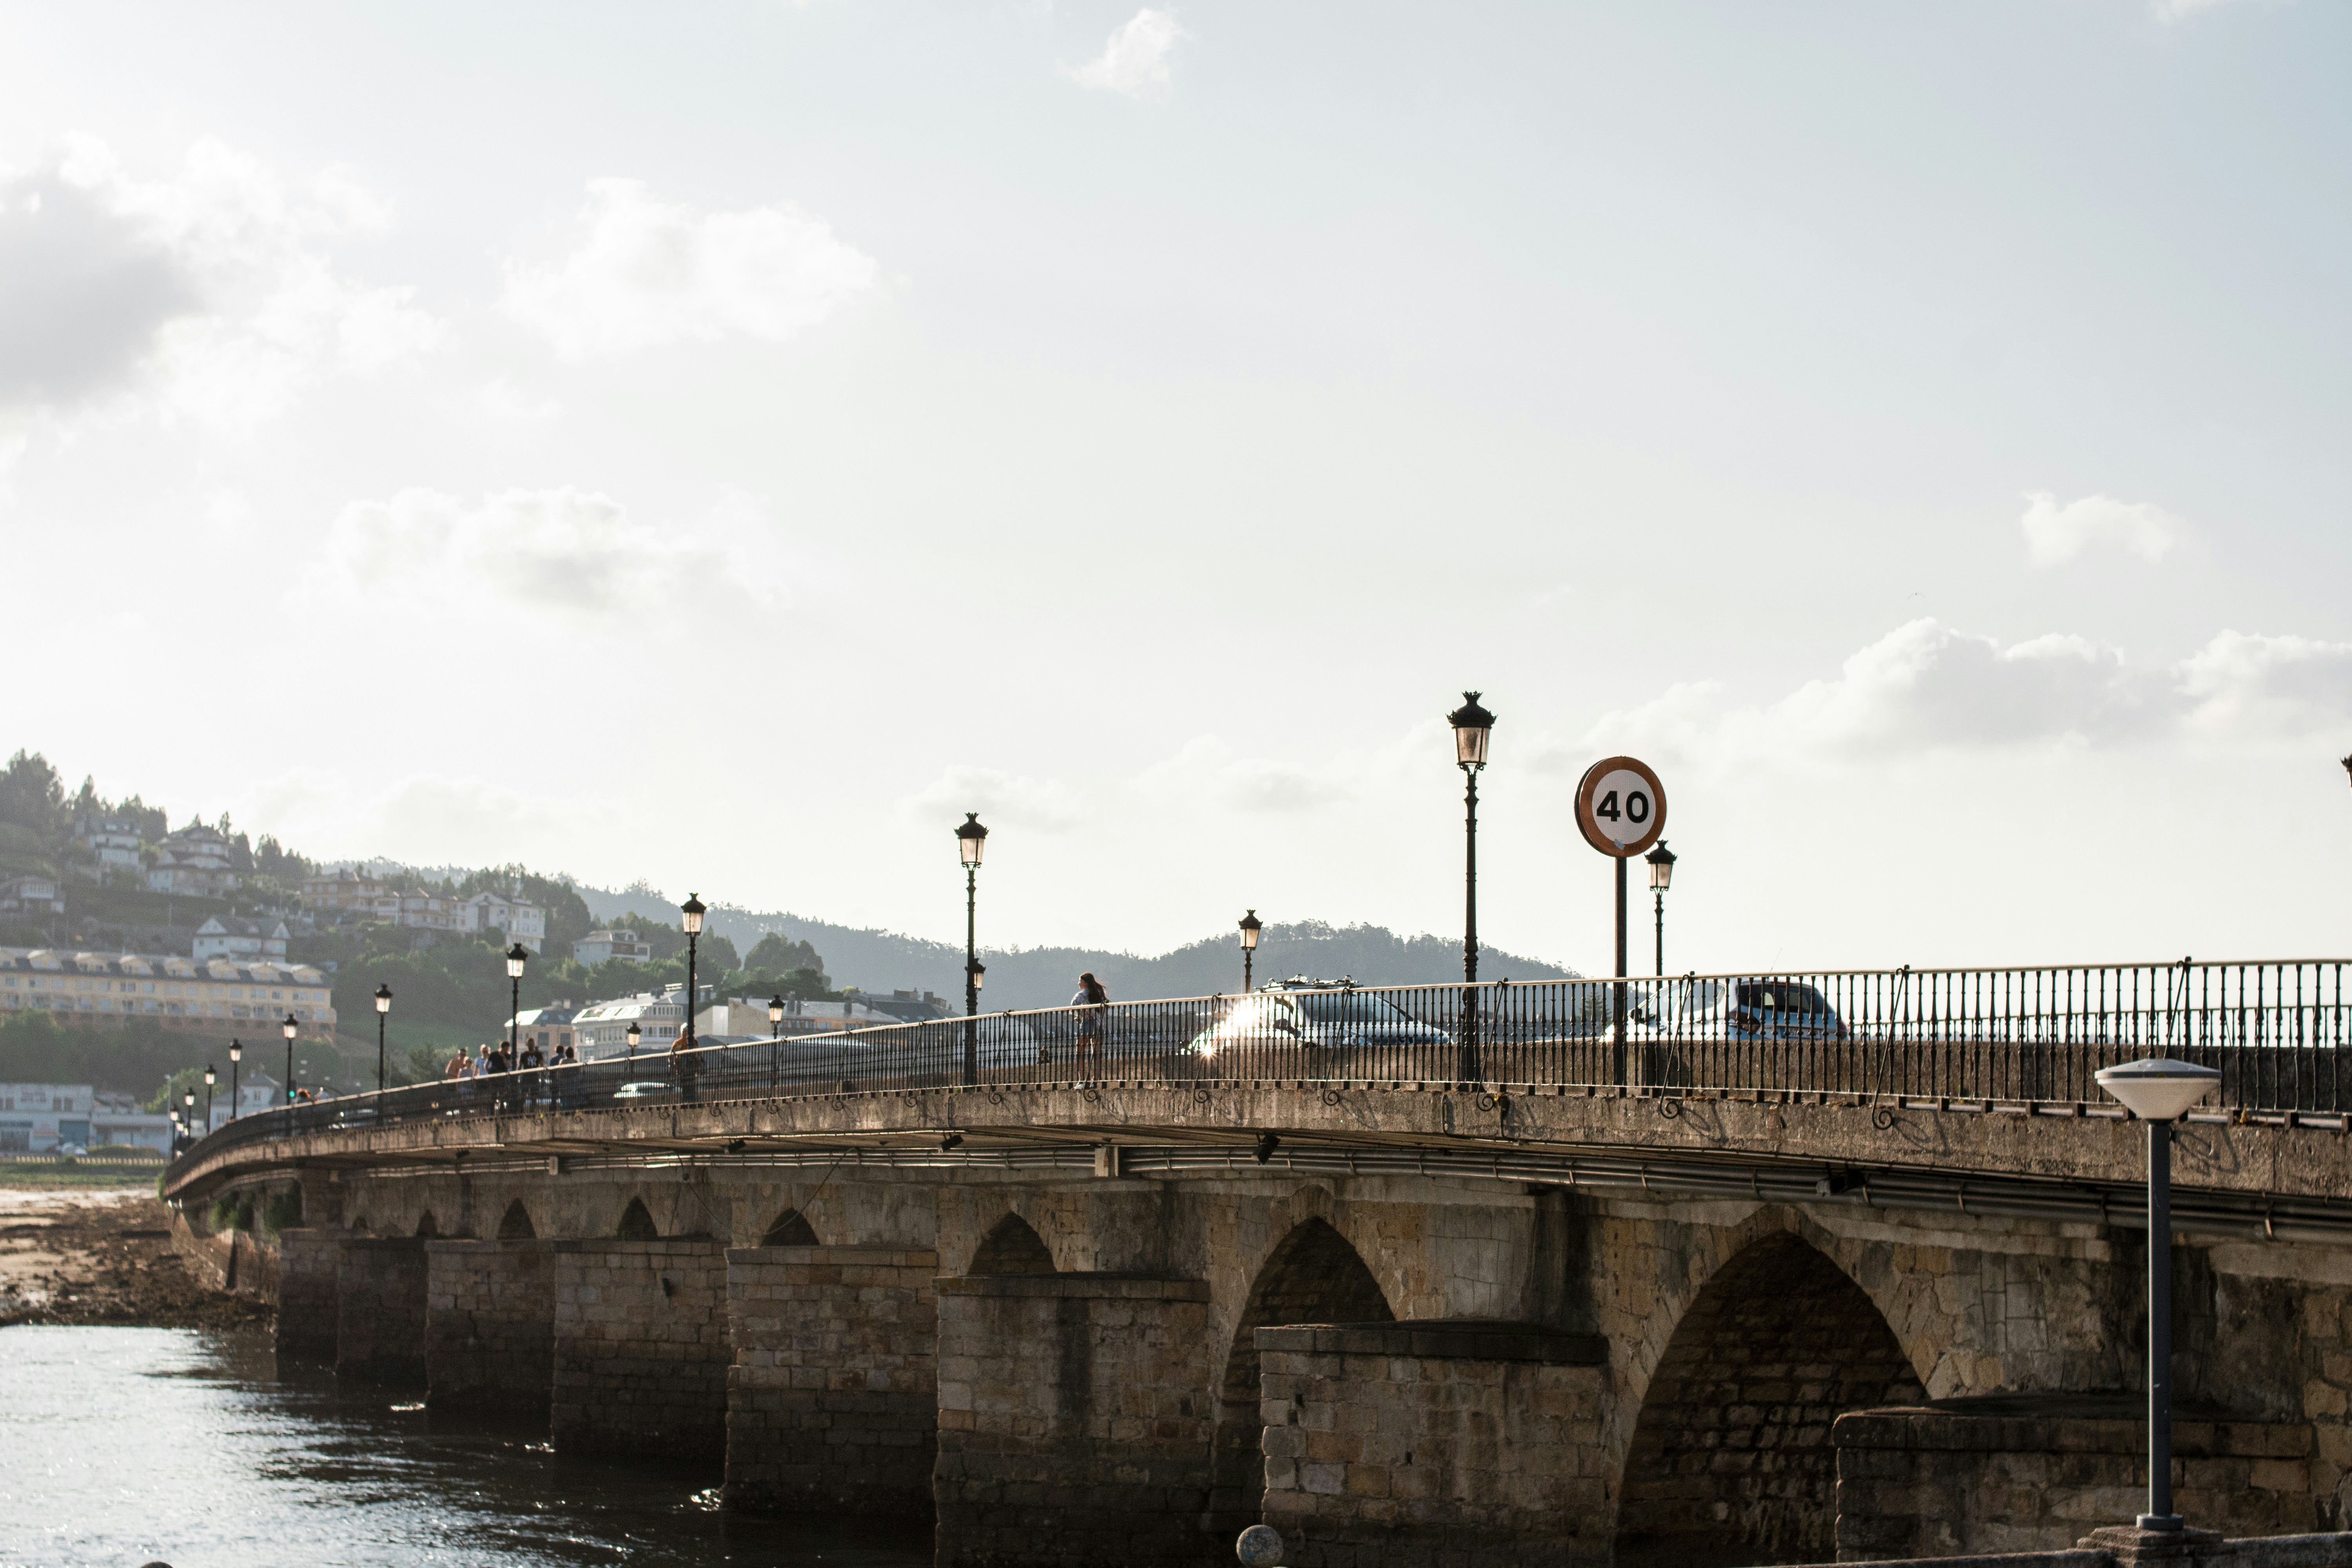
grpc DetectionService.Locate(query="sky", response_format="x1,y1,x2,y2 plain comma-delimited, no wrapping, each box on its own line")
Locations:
2,0,2347,978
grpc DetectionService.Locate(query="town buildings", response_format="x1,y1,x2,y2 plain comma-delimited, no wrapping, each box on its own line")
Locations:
0,949,337,1037
298,868,547,949
191,916,290,961
71,815,144,877
572,929,652,965
0,875,63,916
0,1083,173,1153
145,824,242,897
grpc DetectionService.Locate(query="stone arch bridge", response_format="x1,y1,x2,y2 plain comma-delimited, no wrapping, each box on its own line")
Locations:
162,963,2352,1566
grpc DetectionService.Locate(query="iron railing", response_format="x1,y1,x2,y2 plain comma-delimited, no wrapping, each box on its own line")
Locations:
166,958,2352,1176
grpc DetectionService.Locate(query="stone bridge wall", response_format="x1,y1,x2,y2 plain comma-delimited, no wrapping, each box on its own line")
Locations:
155,1113,2352,1566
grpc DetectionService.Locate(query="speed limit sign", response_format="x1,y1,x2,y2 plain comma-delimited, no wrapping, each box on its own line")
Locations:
1575,755,1666,857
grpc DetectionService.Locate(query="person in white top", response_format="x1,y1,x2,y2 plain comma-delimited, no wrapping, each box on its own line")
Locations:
1070,972,1109,1082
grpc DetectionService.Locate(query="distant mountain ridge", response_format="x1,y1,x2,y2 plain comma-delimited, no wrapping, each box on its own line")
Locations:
572,884,1579,1013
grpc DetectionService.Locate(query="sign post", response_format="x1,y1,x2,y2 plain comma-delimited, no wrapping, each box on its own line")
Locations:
1574,757,1668,1087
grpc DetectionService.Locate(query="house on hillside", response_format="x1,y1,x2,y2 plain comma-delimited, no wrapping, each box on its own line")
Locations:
146,825,241,897
573,929,652,965
511,1004,577,1058
0,875,64,916
301,867,387,913
192,916,290,961
72,815,145,877
462,891,546,950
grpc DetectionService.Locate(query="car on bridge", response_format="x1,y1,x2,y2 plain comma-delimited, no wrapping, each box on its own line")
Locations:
1181,979,1454,1070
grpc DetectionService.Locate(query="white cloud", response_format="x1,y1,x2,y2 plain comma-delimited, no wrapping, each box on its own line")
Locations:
1582,619,2352,773
908,765,1088,832
247,769,616,871
305,485,781,622
1134,735,1350,813
1063,9,1188,103
2019,490,2183,568
502,178,878,360
0,136,443,432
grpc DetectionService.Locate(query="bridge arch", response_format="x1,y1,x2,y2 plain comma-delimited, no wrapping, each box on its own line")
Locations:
1208,1216,1397,1535
762,1207,819,1247
969,1212,1055,1274
1612,1228,1926,1568
615,1197,660,1240
496,1199,536,1240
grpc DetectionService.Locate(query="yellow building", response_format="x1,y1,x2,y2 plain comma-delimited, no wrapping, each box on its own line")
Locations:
0,949,337,1038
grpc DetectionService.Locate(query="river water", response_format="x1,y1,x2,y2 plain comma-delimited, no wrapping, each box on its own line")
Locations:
0,1327,933,1568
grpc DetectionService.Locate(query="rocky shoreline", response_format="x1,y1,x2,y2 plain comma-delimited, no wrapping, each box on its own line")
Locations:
0,1189,272,1330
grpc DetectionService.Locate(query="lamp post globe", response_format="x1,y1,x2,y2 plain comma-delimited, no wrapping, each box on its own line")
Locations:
373,983,394,1094
1445,691,1495,1083
1644,841,1677,977
955,815,988,1085
282,1014,299,1105
679,895,705,1047
2095,1056,2223,1534
1238,910,1263,993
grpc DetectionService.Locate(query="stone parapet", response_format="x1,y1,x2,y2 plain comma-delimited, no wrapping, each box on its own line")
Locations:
1258,1318,1613,1568
935,1272,1216,1568
1835,1396,2323,1560
723,1245,940,1517
426,1239,555,1415
336,1236,429,1386
275,1228,341,1361
550,1238,729,1460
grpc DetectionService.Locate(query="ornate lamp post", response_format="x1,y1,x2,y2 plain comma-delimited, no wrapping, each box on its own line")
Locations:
227,1039,241,1122
768,995,786,1036
374,983,394,1093
1447,693,1495,1083
505,943,529,1063
2095,1056,2223,1537
183,1089,196,1143
1644,841,1677,977
203,1065,216,1133
956,814,989,1086
1238,909,1263,994
625,1020,641,1071
282,1013,299,1105
680,895,706,1047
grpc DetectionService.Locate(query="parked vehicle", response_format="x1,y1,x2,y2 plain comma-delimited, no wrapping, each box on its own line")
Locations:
1183,979,1453,1063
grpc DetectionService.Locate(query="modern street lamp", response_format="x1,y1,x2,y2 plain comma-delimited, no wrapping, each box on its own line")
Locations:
228,1039,241,1122
2095,1055,2223,1536
680,895,706,1048
505,942,529,1063
1644,841,1677,978
203,1065,216,1133
1238,909,1263,994
282,1013,299,1104
374,983,394,1093
956,814,989,1086
1447,692,1495,1083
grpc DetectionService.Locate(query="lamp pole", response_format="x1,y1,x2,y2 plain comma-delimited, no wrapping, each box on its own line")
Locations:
680,895,706,1047
1447,693,1495,1084
203,1065,216,1133
228,1040,241,1122
626,1020,641,1071
1644,842,1677,977
374,983,393,1093
2095,1056,2223,1536
505,943,529,1064
956,814,989,1086
282,1013,298,1105
183,1090,195,1146
1238,909,1262,994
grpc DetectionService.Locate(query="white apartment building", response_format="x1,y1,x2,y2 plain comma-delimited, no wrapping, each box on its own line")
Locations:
0,1083,96,1152
0,949,337,1036
191,916,290,960
301,868,546,950
573,929,652,965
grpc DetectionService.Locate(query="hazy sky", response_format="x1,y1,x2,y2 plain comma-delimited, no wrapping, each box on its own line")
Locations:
2,1,2346,976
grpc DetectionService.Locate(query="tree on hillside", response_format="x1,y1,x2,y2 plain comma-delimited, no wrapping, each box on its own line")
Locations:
747,932,826,979
0,751,68,837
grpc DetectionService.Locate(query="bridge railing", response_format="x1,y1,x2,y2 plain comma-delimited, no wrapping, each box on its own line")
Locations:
165,958,2351,1177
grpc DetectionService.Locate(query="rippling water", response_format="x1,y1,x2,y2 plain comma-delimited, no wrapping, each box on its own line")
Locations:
0,1327,933,1568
